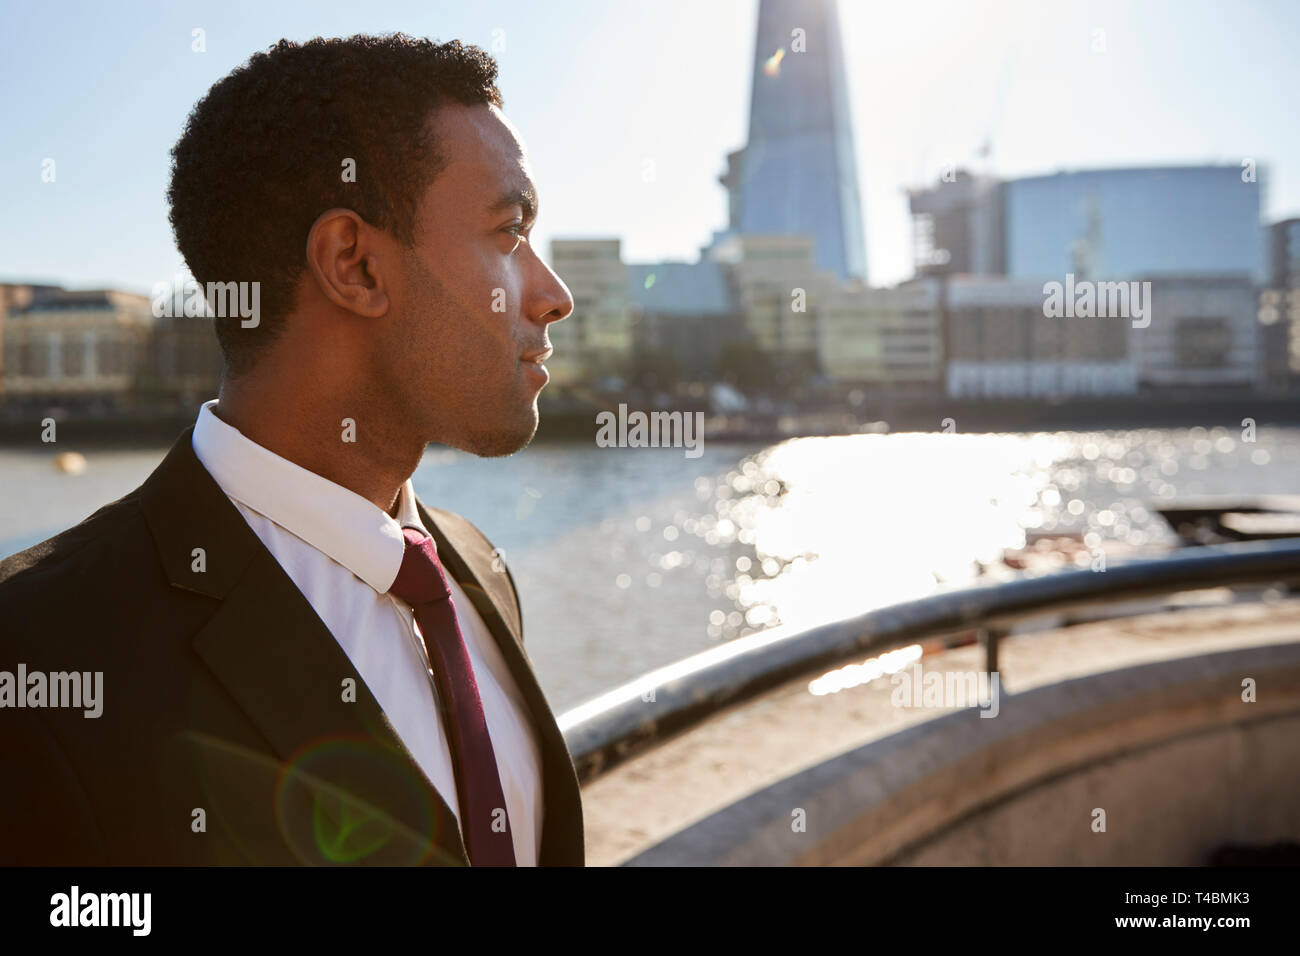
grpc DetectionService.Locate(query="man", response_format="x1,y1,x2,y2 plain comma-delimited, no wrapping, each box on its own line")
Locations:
0,34,582,866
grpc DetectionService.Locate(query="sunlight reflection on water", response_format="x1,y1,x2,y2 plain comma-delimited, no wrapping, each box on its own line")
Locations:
675,426,1300,645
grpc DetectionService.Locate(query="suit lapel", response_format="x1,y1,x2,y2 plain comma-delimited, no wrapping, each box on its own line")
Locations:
140,427,469,866
417,500,586,866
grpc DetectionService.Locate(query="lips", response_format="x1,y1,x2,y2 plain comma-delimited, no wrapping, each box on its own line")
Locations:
521,346,553,365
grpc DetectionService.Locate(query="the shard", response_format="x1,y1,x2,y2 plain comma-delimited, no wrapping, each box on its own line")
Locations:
715,0,867,282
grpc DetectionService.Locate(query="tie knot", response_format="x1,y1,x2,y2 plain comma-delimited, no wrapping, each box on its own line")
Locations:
389,527,452,606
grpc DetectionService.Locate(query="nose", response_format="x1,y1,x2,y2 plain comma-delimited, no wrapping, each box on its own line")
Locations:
527,247,573,328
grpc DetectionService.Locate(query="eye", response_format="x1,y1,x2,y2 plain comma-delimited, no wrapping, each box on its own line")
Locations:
502,222,528,250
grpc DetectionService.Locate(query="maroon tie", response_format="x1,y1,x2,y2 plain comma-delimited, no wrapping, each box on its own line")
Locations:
388,527,517,867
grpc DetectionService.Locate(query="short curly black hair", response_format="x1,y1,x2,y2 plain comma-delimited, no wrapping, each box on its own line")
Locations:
167,33,503,376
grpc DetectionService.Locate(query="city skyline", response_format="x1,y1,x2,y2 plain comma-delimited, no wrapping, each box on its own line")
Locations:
3,0,1300,296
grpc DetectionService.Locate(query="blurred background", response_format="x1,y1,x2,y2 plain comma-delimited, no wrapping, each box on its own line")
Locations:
2,0,1298,714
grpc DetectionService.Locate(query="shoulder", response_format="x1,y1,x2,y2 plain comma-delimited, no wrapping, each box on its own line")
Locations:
0,489,157,647
0,488,149,605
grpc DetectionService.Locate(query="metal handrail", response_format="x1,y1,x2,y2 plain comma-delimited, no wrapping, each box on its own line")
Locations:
559,537,1300,782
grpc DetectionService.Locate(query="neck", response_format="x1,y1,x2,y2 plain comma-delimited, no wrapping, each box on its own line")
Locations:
213,369,423,515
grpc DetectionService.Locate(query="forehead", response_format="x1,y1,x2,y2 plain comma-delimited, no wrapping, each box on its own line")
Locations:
426,103,534,209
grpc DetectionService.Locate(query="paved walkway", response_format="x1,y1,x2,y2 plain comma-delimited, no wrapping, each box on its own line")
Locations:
579,592,1300,866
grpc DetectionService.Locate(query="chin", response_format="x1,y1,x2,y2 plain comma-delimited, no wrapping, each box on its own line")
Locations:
464,406,539,458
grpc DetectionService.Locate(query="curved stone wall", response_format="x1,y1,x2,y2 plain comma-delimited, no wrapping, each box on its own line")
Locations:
623,641,1300,866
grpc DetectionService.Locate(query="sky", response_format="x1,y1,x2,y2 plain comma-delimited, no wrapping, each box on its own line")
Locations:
2,0,1298,295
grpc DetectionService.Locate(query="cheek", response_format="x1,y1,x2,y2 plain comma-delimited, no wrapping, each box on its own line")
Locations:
450,309,518,393
433,252,523,375
475,283,524,352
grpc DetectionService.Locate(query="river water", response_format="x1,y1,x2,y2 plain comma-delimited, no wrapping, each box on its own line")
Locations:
3,425,1297,711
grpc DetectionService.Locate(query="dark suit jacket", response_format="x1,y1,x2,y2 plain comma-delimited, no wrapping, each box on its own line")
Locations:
0,427,584,866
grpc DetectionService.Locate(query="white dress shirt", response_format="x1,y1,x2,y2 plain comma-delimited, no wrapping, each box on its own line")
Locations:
190,399,543,865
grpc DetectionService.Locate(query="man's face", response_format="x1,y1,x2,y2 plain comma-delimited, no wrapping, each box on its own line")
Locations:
385,102,571,457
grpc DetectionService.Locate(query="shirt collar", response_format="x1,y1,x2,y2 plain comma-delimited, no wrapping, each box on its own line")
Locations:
191,399,430,593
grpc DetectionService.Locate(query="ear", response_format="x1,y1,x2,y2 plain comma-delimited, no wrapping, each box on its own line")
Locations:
304,208,392,319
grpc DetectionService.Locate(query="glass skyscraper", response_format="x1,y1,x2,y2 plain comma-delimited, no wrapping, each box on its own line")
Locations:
712,0,867,283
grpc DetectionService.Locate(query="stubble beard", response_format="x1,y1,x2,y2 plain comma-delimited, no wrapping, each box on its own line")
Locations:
400,249,539,459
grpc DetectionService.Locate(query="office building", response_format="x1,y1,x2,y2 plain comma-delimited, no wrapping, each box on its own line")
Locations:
547,239,633,387
2,289,155,408
817,279,942,390
944,276,1136,398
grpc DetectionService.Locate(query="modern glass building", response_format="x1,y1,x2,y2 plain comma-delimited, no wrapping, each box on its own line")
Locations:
710,0,867,283
1003,166,1265,282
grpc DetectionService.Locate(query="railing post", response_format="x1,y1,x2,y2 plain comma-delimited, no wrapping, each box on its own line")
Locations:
980,626,1002,676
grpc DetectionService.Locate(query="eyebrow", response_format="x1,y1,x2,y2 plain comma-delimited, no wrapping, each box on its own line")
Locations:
487,182,538,225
